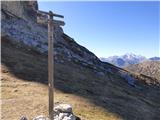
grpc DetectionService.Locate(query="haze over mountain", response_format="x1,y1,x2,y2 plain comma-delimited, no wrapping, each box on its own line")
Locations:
100,53,160,68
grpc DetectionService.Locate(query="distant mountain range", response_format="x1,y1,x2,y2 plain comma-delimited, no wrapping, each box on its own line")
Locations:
100,53,160,68
149,57,160,61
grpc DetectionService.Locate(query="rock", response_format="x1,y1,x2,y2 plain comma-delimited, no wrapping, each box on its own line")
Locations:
75,116,81,120
63,114,76,120
2,69,9,73
54,104,73,113
1,1,38,21
120,72,136,86
126,75,135,86
1,1,107,74
32,115,49,120
54,113,76,120
13,89,18,92
20,116,28,120
54,104,76,120
96,71,105,77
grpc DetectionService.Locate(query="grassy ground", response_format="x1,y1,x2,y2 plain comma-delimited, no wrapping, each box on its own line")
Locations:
1,65,121,120
1,38,160,120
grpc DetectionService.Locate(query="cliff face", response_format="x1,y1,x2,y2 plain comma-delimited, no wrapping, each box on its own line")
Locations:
1,1,112,78
1,1,38,21
2,1,160,87
1,1,63,53
2,1,159,88
126,61,160,83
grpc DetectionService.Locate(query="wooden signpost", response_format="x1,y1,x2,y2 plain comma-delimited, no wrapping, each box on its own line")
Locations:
37,10,64,120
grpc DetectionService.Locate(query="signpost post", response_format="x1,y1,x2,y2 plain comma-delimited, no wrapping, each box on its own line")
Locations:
37,10,64,120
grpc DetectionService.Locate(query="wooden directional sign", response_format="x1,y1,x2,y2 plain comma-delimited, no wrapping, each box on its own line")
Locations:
53,20,65,26
37,10,64,120
37,10,64,18
37,10,65,26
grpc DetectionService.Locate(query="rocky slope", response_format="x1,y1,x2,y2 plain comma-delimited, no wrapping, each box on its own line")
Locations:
1,1,139,87
2,35,160,120
1,1,38,22
126,61,160,82
1,1,160,120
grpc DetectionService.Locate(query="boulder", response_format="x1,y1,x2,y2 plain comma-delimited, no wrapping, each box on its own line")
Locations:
54,104,73,113
54,104,76,120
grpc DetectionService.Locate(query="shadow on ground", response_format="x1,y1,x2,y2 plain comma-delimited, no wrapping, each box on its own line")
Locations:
1,38,160,120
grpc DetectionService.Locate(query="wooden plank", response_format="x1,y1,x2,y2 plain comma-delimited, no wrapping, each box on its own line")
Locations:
53,20,65,26
37,10,64,18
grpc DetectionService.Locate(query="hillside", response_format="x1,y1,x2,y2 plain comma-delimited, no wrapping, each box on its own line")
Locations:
126,61,160,81
1,1,160,120
2,36,160,120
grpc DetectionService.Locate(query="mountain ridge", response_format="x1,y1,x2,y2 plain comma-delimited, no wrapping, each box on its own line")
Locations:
2,34,160,120
126,61,160,81
100,53,160,68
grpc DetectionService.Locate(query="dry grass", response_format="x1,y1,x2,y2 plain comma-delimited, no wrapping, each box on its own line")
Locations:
1,69,48,120
1,65,121,120
1,38,160,120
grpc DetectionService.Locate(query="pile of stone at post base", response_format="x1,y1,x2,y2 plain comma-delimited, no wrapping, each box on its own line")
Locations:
54,104,79,120
20,104,80,120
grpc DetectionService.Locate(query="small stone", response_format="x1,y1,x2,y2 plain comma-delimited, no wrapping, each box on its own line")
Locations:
54,104,78,120
2,69,9,73
32,115,49,120
1,78,5,81
59,113,70,120
54,104,72,113
20,116,28,120
75,116,81,120
96,72,105,77
14,89,18,92
59,113,76,120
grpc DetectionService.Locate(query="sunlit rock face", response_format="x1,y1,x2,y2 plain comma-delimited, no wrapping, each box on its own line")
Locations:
2,0,151,88
1,1,38,21
1,1,102,75
1,1,63,53
1,1,136,88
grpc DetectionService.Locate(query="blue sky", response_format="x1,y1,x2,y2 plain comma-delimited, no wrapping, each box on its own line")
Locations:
38,1,159,58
